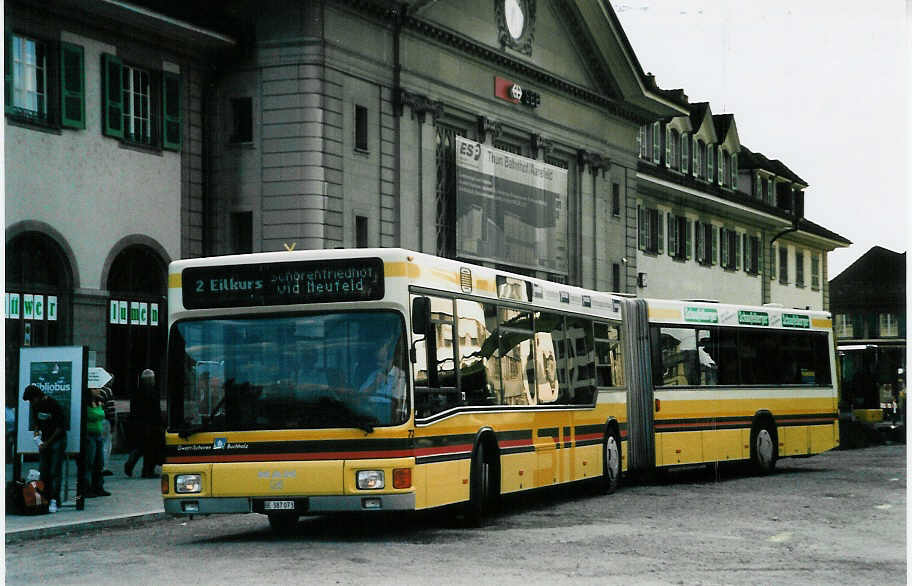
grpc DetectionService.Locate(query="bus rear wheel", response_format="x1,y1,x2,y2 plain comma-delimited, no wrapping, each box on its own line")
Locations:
600,432,621,494
267,513,299,536
750,422,778,474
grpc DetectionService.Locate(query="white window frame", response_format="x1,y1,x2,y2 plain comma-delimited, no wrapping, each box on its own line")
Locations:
835,314,854,338
879,313,899,337
11,34,47,117
122,64,152,144
665,125,672,167
730,153,738,189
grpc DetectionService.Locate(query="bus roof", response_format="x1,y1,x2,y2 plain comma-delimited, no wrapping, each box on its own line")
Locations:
644,297,832,331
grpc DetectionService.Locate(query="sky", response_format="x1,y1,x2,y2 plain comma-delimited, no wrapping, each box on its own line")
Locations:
610,0,909,278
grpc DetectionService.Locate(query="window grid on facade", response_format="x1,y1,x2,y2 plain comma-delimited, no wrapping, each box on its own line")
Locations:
720,228,740,270
879,313,899,337
638,205,662,254
668,213,690,260
835,314,854,338
695,221,715,266
811,253,820,291
11,35,47,118
795,250,805,287
355,215,368,248
122,65,151,144
355,104,368,151
611,183,620,216
743,234,761,275
435,123,461,258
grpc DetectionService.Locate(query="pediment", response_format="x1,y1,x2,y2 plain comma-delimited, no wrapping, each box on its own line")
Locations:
407,0,686,118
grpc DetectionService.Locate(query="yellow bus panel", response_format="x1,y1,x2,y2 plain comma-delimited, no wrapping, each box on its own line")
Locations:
420,460,470,509
211,461,343,496
500,451,538,493
702,428,744,462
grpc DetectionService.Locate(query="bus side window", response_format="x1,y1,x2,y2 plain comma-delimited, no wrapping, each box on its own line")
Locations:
594,322,624,388
456,299,501,407
565,316,595,404
499,307,534,406
412,294,457,418
534,312,564,403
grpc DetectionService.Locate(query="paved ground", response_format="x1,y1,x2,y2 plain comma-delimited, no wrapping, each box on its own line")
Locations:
4,443,906,585
4,452,164,542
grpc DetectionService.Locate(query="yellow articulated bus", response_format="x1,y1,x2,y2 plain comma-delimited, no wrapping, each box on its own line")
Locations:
160,248,838,533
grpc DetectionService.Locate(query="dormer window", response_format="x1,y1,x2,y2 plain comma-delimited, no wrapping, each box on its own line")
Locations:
754,174,762,200
696,140,705,179
730,153,738,189
767,178,775,206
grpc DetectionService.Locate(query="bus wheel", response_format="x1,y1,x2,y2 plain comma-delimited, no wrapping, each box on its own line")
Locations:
601,432,621,494
267,513,299,536
465,441,492,526
750,422,778,474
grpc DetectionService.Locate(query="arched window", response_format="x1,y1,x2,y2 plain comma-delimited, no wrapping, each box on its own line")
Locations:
106,244,167,400
6,231,73,404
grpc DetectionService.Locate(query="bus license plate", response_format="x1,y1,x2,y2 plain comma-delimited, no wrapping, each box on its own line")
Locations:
263,500,295,511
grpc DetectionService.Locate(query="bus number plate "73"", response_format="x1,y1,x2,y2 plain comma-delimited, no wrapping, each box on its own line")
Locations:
263,500,295,511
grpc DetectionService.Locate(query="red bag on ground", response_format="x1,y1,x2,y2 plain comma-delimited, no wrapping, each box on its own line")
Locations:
21,480,49,515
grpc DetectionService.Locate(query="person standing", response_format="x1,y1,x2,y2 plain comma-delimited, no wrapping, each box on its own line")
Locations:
97,383,116,476
22,384,66,513
82,390,110,497
124,369,162,478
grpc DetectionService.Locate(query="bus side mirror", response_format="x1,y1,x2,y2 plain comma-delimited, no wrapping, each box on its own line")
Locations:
412,296,431,335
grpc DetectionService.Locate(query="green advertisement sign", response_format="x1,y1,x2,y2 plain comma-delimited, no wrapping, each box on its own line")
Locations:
738,310,769,326
684,306,718,324
782,313,811,329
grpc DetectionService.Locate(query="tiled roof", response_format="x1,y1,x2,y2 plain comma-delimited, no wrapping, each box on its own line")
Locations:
712,114,734,141
738,146,806,185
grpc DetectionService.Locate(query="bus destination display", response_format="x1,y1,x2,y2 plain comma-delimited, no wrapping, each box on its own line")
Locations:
182,257,384,308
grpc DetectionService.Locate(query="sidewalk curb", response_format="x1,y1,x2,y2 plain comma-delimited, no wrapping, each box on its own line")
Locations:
5,511,170,544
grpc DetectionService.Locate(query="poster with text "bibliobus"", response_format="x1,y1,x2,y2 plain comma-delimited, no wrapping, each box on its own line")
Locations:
455,136,568,274
17,346,86,454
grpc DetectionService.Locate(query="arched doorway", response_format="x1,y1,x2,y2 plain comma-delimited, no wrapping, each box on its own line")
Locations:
5,231,74,406
105,244,167,401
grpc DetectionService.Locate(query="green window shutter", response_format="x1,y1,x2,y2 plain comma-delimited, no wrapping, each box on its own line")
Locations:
667,212,675,257
60,42,85,129
742,233,748,272
162,71,182,151
720,228,729,267
665,126,671,167
102,53,124,138
685,219,692,260
711,226,718,266
4,32,12,114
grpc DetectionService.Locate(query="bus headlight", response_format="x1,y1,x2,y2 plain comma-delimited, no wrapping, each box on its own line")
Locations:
356,470,385,490
175,474,202,494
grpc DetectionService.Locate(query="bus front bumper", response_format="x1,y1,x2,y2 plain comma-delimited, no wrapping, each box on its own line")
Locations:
164,492,416,515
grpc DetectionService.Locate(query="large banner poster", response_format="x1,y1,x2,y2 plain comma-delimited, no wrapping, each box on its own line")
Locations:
455,136,568,273
17,346,86,454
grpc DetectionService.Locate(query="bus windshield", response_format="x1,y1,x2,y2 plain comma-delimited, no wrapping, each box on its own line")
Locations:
167,311,408,434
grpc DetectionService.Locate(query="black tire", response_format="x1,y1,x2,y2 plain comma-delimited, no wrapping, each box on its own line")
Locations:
465,441,492,526
750,421,778,474
267,512,299,536
600,431,621,494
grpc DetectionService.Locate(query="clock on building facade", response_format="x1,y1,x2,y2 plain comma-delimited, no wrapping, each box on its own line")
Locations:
496,0,535,55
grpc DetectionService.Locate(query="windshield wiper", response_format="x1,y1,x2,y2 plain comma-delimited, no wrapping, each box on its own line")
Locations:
176,419,216,439
316,397,378,434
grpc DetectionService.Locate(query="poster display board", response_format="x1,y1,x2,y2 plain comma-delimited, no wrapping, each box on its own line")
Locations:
17,346,87,454
455,136,568,273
